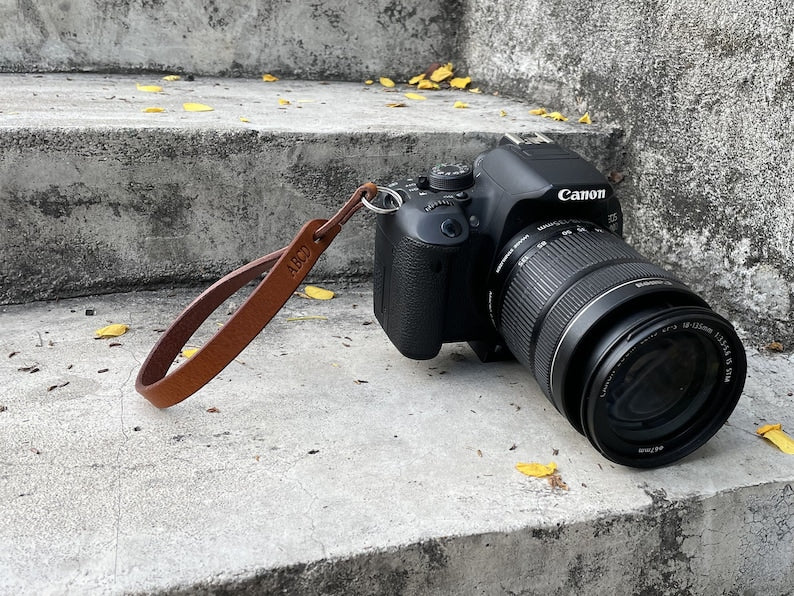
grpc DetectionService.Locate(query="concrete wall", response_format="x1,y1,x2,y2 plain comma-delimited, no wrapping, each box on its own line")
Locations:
459,0,794,346
0,0,460,79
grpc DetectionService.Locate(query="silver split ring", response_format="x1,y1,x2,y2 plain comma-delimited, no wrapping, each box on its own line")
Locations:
362,186,404,214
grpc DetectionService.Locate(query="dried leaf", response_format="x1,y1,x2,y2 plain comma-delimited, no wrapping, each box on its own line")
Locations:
529,107,547,116
417,79,440,90
543,111,568,121
469,88,482,94
516,461,557,477
765,341,784,352
430,63,454,82
278,98,291,105
408,73,426,85
757,424,794,454
95,324,129,338
304,285,335,300
450,76,471,89
578,111,592,124
547,473,569,490
142,107,165,113
386,102,407,108
262,74,279,82
379,77,396,88
136,83,163,93
453,101,469,109
182,348,199,358
183,102,214,112
404,93,426,101
162,75,181,81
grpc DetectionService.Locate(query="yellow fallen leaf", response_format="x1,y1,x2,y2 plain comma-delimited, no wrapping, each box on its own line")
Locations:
529,107,547,116
450,76,471,89
142,107,165,113
183,102,214,112
417,79,440,90
182,348,199,358
278,98,290,105
286,316,329,322
757,424,794,454
408,73,426,85
404,93,426,101
304,285,335,300
579,112,592,124
162,75,181,81
543,111,568,121
499,110,507,117
136,83,163,93
365,79,374,85
430,62,454,82
95,324,129,338
515,461,558,477
469,87,482,94
262,73,279,82
239,117,250,123
380,77,396,88
453,101,469,109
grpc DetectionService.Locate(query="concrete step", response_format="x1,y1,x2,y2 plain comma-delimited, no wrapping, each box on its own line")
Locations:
0,73,618,304
0,1,457,80
1,287,793,594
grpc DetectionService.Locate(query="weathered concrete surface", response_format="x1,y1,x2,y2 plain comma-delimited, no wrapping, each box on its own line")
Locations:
0,0,460,80
0,74,617,305
459,0,794,347
1,287,793,594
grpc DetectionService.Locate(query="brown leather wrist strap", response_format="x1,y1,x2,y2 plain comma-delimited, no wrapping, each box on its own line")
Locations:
135,183,379,408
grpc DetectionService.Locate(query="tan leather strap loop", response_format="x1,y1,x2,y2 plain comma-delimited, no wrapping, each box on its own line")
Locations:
135,183,378,408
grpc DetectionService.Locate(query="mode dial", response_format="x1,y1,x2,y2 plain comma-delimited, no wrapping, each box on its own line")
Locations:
428,163,474,191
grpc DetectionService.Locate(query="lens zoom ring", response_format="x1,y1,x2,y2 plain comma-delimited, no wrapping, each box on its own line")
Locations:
498,229,680,398
499,231,641,369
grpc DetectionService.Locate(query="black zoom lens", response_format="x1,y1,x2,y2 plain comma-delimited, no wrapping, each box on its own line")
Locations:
489,219,746,467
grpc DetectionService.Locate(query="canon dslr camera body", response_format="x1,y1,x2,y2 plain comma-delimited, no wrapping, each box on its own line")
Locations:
373,133,746,468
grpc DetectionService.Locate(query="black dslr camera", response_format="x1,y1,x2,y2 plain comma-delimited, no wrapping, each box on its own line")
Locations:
373,133,746,467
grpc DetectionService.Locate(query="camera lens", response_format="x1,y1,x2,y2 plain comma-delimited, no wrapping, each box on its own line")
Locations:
489,219,745,467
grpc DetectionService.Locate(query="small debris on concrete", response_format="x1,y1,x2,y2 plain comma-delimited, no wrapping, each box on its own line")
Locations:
18,364,40,373
764,341,784,352
307,449,320,455
47,381,70,392
85,309,95,316
97,368,109,374
206,407,220,413
0,405,7,412
8,351,18,358
547,473,569,491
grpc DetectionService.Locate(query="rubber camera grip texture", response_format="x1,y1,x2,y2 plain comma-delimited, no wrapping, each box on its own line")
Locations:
384,236,459,360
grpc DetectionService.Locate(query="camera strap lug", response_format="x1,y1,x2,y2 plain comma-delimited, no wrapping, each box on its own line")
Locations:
135,182,380,409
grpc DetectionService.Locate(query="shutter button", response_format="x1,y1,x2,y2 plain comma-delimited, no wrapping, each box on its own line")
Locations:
440,218,463,238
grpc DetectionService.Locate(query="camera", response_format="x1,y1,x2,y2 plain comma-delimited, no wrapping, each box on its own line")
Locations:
373,133,746,467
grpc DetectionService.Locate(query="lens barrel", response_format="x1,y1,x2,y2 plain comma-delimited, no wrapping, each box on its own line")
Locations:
489,219,746,467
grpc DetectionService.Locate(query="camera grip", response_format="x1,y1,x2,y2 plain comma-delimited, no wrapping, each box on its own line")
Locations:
375,236,459,360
